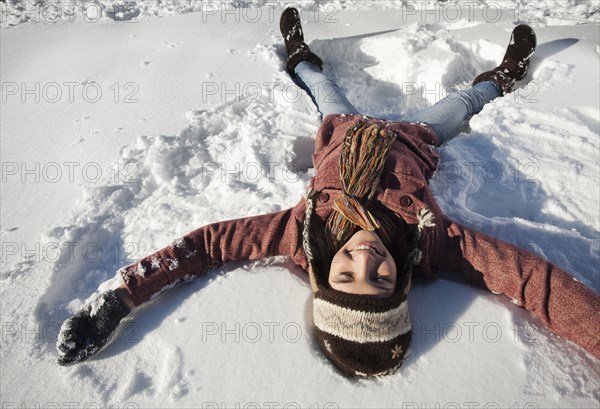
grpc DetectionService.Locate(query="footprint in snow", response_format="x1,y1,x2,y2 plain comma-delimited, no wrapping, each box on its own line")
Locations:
0,227,19,236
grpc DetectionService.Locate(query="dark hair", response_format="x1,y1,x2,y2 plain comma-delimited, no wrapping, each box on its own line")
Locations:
308,203,414,290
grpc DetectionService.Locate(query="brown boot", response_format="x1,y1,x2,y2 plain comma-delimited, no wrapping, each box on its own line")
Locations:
280,7,323,77
473,25,537,95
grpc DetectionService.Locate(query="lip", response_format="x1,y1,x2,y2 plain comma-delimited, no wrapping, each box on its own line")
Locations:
350,242,382,256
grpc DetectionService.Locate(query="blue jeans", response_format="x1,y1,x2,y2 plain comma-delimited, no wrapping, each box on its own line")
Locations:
294,61,502,145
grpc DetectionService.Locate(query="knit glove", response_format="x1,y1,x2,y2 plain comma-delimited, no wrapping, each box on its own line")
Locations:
56,290,131,366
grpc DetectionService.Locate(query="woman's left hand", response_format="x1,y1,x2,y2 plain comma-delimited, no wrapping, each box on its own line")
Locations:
56,289,131,366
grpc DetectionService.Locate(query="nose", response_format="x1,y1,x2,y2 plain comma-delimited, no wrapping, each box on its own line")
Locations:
350,250,379,279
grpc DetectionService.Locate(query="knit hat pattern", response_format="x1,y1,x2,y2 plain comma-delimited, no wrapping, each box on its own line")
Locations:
312,280,412,377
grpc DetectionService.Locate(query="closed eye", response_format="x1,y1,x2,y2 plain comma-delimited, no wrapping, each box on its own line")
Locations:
332,271,354,283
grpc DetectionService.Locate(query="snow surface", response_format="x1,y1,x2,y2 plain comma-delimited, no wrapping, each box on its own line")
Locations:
1,1,599,408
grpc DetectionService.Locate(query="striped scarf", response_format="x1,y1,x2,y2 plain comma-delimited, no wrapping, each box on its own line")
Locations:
325,121,397,247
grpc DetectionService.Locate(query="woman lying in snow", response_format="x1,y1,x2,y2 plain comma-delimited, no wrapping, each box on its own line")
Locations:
57,8,600,377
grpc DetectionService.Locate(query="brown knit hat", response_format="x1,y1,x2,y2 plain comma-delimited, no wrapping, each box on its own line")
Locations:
311,266,413,377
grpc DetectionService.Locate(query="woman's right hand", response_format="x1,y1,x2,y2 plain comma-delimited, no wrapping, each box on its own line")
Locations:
56,289,131,366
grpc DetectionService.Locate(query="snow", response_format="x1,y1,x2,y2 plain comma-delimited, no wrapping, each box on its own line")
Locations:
1,1,599,408
89,292,107,317
134,262,146,278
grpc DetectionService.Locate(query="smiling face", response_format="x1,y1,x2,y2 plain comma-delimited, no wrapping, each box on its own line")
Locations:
327,229,397,298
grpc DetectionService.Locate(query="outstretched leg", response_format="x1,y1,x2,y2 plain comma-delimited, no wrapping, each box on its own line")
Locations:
293,61,359,119
280,7,358,119
407,81,502,145
410,24,536,145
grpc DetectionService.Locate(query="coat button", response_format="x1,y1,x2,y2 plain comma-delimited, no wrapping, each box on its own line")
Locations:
400,195,412,207
318,193,330,203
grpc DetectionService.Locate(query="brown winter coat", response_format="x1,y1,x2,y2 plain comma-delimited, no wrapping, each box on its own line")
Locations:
120,114,600,360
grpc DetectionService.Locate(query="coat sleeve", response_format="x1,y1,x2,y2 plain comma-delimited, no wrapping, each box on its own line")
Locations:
119,208,301,306
430,215,600,360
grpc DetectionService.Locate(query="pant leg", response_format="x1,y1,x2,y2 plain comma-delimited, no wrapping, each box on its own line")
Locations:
407,81,502,145
294,61,359,120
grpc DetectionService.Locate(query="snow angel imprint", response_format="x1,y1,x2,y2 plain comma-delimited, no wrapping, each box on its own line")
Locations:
56,8,600,378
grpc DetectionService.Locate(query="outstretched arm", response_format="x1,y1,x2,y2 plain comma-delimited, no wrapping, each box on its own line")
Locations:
118,207,302,306
57,206,303,365
431,215,600,359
